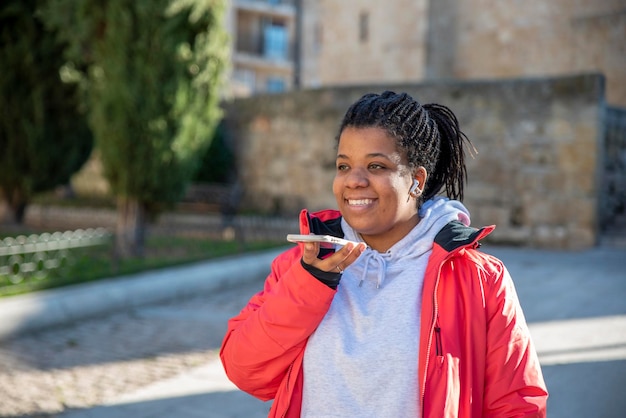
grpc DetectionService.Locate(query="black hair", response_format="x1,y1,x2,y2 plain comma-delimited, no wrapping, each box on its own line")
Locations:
337,91,474,202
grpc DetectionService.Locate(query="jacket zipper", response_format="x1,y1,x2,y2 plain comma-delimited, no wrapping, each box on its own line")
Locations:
420,262,443,415
281,361,294,418
434,325,443,357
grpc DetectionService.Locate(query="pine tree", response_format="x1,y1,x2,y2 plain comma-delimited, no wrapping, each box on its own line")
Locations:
44,0,228,257
0,0,93,223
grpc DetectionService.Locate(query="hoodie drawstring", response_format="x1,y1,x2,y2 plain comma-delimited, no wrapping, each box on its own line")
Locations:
358,250,388,289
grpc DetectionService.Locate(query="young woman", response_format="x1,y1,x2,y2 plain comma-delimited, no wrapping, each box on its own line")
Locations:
220,91,548,417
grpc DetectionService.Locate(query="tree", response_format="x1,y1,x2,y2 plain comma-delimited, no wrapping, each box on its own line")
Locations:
44,0,229,257
0,1,93,224
194,122,235,184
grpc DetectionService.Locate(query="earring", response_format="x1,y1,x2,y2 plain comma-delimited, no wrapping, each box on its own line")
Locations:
407,179,421,202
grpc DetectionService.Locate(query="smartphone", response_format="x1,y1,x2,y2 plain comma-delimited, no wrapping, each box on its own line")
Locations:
286,234,358,247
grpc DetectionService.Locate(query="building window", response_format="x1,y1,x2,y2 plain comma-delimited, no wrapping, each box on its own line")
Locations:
266,77,286,93
359,12,369,43
264,23,288,60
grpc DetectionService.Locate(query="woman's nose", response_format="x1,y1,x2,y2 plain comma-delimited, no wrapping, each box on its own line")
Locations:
345,168,369,188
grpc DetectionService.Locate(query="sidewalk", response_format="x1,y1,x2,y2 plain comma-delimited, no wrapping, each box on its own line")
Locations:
1,245,625,418
57,357,269,418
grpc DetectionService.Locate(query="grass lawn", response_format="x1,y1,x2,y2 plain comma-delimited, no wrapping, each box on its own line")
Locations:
0,230,284,297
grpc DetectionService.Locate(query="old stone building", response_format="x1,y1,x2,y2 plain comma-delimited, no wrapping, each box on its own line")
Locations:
297,0,626,106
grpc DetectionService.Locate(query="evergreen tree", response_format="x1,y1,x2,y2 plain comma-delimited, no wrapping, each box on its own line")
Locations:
44,0,228,257
0,0,93,223
194,122,235,184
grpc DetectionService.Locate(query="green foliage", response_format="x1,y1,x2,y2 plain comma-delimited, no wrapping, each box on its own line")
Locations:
43,0,229,215
194,122,235,183
0,0,93,219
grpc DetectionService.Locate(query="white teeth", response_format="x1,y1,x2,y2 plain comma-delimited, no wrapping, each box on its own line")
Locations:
348,199,373,205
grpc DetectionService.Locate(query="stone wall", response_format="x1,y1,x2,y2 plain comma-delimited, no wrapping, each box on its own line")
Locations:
453,0,626,106
222,74,606,250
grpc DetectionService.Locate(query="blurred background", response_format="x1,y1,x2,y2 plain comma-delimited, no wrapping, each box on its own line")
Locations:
0,0,625,416
1,0,625,275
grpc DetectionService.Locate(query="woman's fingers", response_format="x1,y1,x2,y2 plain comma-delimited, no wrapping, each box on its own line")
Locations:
302,241,366,273
336,243,366,270
319,243,366,272
301,242,321,265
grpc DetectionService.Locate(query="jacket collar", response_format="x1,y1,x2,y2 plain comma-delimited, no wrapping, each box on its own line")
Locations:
434,220,495,253
300,209,343,236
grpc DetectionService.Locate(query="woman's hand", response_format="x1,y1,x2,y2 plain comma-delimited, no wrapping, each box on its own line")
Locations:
302,241,366,274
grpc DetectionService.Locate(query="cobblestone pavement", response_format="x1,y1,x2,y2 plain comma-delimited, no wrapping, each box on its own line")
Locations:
0,279,263,418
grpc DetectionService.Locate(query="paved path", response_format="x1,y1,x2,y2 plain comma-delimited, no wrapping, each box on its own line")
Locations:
0,245,624,418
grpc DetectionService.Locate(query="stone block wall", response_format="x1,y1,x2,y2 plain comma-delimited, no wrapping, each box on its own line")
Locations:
298,0,625,107
302,0,430,86
222,74,606,249
454,0,626,106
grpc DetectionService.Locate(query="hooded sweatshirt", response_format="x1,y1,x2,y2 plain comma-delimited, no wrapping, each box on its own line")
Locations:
301,197,471,417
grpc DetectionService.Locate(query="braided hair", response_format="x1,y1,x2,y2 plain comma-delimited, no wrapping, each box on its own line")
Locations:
337,91,474,202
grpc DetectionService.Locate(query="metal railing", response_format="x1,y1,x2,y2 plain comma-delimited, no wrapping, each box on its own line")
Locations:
603,106,626,229
0,228,111,284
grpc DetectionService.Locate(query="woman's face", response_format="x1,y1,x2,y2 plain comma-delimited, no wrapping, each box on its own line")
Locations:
333,126,421,252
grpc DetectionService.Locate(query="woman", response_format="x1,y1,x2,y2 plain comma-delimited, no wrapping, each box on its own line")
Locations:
220,91,548,417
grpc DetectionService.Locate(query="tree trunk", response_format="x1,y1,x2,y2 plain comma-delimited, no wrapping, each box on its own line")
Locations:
0,200,15,225
0,188,27,225
115,196,146,258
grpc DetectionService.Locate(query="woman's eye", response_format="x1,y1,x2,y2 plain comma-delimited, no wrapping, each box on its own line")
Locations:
337,164,349,171
369,163,385,170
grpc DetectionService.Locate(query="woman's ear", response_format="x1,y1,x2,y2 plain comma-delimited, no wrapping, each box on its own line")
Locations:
414,166,427,192
408,167,428,201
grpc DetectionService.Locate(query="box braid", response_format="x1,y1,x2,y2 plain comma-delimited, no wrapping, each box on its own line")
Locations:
337,91,474,202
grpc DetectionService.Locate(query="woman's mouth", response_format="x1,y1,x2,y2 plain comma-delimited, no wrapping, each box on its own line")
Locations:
347,198,374,206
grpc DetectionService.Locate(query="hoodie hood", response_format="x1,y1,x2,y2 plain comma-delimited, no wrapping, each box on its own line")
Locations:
340,197,471,288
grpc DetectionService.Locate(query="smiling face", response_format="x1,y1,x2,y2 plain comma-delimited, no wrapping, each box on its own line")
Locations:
333,126,424,252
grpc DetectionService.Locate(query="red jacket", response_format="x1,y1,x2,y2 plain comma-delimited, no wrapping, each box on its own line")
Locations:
220,209,548,417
